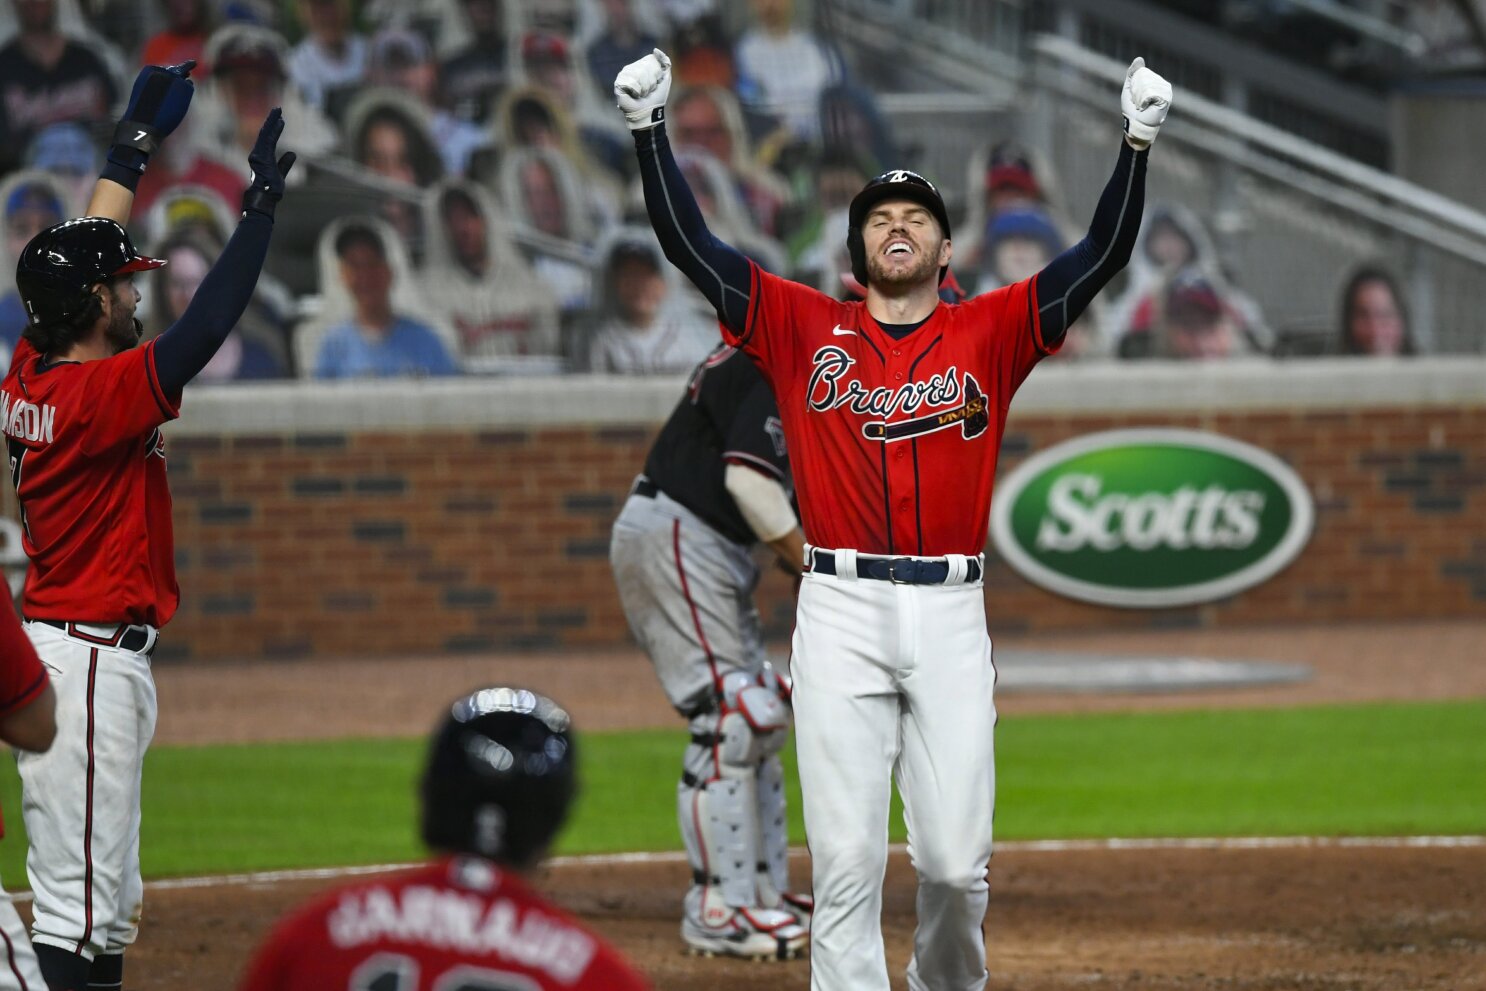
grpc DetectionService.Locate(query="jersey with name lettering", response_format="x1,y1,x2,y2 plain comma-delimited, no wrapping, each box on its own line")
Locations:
1,338,181,626
238,857,652,991
729,264,1056,556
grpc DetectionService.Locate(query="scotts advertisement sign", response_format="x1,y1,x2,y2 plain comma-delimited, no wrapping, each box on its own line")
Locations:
991,429,1314,608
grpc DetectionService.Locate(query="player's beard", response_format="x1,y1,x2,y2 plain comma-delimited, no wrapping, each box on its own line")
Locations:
866,241,942,295
104,309,144,354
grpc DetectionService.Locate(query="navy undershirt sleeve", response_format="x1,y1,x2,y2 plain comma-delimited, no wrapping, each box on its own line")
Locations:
1034,142,1147,346
634,124,754,334
152,213,274,393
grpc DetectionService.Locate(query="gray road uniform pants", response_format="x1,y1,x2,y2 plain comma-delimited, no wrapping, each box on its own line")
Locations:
610,486,795,916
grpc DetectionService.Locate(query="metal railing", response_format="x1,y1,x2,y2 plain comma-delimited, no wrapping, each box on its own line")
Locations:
1028,34,1486,351
829,0,1393,165
1241,0,1425,56
824,0,1486,351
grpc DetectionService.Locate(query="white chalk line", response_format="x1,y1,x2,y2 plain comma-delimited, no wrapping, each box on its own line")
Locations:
6,835,1482,904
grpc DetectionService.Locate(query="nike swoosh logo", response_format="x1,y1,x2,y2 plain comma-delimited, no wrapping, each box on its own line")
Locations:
831,325,857,337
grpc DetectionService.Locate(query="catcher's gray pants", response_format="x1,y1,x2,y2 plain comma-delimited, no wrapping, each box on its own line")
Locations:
609,488,765,714
610,487,792,909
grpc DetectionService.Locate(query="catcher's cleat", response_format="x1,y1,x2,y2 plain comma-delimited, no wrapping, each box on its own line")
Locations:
681,904,809,960
780,891,814,932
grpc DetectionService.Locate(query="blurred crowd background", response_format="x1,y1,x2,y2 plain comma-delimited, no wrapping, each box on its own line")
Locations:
0,0,1483,381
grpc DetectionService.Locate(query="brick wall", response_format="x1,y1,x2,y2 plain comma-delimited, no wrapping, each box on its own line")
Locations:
138,403,1485,663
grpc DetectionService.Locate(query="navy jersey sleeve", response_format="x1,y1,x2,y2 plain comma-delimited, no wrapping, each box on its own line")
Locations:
634,123,754,334
1034,142,1147,345
151,213,275,393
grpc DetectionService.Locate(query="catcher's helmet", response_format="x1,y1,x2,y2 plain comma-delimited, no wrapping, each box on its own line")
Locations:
15,217,166,329
420,687,577,867
847,169,952,289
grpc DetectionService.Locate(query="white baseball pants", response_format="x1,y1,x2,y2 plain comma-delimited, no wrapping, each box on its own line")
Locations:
0,880,43,990
791,560,996,991
17,622,157,961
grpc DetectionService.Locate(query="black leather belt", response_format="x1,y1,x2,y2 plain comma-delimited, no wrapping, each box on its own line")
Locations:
31,619,157,657
809,550,981,585
632,476,660,499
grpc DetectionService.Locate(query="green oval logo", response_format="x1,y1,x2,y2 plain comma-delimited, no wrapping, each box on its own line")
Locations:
991,429,1314,608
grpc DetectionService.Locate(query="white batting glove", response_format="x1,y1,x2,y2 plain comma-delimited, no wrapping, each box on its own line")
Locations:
614,48,672,131
1121,57,1172,150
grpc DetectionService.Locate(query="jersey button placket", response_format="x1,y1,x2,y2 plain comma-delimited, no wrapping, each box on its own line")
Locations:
884,346,916,550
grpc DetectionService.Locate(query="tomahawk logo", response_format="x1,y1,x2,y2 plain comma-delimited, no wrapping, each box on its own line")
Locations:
806,346,989,443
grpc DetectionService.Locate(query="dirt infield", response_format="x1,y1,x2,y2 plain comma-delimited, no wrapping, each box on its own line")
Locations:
43,843,1486,990
48,620,1486,988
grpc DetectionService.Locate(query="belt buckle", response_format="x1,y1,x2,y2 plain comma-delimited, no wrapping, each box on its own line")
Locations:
887,558,913,584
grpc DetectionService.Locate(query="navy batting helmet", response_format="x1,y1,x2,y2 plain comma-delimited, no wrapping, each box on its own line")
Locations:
420,687,577,867
846,169,952,288
15,217,166,329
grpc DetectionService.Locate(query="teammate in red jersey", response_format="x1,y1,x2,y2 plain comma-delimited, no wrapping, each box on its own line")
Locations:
239,687,651,991
0,580,56,991
2,59,296,991
616,49,1172,991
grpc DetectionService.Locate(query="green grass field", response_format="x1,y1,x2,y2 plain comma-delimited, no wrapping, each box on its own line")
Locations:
0,700,1481,883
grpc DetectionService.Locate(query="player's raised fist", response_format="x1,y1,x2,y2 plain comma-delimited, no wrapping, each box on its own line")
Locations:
615,48,672,131
1121,57,1172,150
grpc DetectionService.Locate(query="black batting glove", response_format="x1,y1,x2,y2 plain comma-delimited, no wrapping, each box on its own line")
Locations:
108,60,197,172
241,108,297,220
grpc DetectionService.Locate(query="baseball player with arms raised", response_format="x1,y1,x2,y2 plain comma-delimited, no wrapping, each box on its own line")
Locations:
610,340,811,959
3,61,296,991
616,50,1171,991
238,687,651,991
0,579,57,991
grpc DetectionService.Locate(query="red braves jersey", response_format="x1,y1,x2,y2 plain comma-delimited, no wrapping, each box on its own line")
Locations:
1,338,181,626
730,266,1055,555
238,857,652,991
0,580,49,835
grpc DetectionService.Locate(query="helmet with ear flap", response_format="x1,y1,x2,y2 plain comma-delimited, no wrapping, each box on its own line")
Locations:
16,217,166,330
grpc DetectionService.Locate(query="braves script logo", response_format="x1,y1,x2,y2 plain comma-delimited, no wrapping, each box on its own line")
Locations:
807,346,989,443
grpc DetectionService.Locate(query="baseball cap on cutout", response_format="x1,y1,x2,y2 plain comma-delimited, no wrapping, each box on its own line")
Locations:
522,32,570,63
26,123,98,177
1166,269,1223,314
6,183,64,220
371,27,431,72
210,25,288,77
610,236,661,270
986,161,1041,198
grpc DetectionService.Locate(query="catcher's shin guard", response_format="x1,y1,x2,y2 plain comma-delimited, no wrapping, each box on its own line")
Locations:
755,753,789,903
677,683,805,957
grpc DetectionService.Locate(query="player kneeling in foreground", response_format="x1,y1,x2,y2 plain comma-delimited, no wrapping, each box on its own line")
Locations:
238,688,651,990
